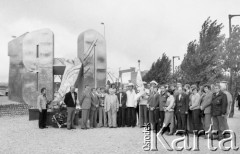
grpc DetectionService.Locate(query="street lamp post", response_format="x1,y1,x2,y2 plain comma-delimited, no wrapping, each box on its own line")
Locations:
228,14,240,118
172,56,180,74
101,22,105,38
138,60,141,70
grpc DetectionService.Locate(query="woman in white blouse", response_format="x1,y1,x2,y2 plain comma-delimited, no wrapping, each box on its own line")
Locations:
160,89,175,135
189,85,202,131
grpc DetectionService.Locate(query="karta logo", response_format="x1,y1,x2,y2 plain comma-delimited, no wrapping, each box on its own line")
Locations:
142,123,239,151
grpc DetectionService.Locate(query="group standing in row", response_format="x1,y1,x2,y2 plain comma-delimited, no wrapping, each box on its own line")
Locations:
37,81,233,141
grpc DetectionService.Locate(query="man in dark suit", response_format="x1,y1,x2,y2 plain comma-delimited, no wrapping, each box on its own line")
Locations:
80,85,92,129
211,84,228,140
148,85,160,131
89,88,99,128
116,87,127,127
159,85,167,128
64,86,77,130
175,87,189,132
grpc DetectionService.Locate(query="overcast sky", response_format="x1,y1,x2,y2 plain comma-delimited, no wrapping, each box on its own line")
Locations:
0,0,240,83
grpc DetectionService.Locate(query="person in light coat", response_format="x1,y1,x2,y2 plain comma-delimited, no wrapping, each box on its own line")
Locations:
104,88,119,128
200,84,213,134
160,89,175,135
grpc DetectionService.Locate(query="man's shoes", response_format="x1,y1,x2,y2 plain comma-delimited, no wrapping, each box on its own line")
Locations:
81,128,87,130
109,126,113,128
43,126,48,128
39,127,44,129
71,127,76,129
223,133,230,138
166,132,173,136
67,128,71,130
210,135,219,140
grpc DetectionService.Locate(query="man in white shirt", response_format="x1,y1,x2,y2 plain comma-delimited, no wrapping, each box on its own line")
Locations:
126,83,137,127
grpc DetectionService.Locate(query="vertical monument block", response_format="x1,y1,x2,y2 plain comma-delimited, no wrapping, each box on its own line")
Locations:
77,29,107,96
8,29,54,107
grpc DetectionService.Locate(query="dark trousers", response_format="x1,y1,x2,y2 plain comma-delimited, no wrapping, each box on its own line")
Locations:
126,107,136,127
187,110,193,132
203,113,211,131
159,111,165,128
139,105,148,127
136,104,139,118
67,107,76,129
192,109,202,131
90,109,98,128
81,109,90,129
149,109,159,131
176,112,187,131
212,115,229,138
117,107,126,127
39,109,47,128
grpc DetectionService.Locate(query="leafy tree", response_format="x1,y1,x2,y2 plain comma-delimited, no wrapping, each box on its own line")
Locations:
222,25,240,117
143,53,171,84
180,17,225,85
222,25,240,75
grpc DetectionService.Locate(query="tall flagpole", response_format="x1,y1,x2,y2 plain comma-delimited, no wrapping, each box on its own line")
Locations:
137,60,141,127
138,60,141,71
94,44,97,88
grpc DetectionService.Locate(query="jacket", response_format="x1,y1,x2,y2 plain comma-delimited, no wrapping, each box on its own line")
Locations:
79,91,92,110
139,92,149,106
211,91,228,116
64,92,77,108
148,92,159,109
159,92,167,111
104,94,119,112
175,93,188,114
190,93,201,110
116,92,127,108
200,92,212,114
165,95,175,112
90,92,99,110
37,94,48,110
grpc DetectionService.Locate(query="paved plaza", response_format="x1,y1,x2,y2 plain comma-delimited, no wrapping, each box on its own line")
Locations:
0,99,240,154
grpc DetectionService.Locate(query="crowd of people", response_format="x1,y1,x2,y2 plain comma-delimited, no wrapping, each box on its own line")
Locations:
37,80,234,141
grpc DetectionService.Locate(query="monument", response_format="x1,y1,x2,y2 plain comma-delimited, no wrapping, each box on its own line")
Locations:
8,28,106,108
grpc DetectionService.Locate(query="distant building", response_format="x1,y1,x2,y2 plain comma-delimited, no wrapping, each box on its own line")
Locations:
119,67,148,85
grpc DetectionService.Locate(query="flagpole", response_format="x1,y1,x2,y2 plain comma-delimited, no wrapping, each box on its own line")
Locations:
137,60,141,127
138,60,141,71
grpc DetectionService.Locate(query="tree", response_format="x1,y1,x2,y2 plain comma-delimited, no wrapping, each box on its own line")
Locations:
222,25,240,75
222,25,240,117
143,53,171,84
180,17,225,85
